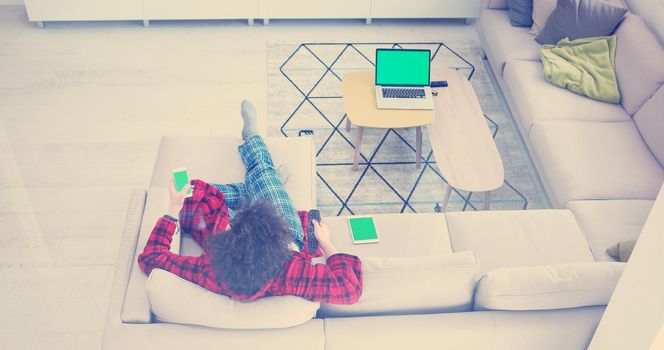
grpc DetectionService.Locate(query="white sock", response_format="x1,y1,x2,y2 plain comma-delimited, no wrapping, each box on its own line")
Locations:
240,100,258,140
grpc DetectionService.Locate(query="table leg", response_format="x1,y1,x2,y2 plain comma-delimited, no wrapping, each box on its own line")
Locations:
345,117,351,132
416,126,422,169
484,191,491,210
352,127,364,171
441,184,452,212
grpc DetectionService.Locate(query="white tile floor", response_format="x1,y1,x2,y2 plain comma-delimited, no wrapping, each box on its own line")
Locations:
0,5,478,348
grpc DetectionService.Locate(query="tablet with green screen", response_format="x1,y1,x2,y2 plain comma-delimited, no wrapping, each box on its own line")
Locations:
348,216,379,244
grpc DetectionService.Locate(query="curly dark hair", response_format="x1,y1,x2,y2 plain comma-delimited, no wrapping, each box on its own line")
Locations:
205,200,294,295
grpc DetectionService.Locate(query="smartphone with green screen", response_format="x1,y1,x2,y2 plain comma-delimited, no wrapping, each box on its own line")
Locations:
348,216,379,244
172,168,193,197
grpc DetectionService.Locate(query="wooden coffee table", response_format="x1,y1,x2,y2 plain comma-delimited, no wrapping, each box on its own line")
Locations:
341,71,435,171
427,68,504,210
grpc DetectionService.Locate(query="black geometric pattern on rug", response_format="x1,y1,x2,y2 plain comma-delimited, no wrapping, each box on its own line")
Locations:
278,42,528,216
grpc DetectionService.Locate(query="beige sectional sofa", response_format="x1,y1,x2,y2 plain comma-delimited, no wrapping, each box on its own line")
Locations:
103,135,638,350
102,1,664,347
477,0,664,261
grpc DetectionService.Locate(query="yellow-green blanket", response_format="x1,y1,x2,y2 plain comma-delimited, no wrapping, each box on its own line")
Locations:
540,36,620,103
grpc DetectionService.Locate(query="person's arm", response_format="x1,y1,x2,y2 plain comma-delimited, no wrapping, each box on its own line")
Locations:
313,220,338,258
137,216,207,281
282,221,363,304
137,180,208,285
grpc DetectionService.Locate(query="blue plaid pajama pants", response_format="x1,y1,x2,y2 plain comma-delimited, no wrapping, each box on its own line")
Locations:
212,135,304,250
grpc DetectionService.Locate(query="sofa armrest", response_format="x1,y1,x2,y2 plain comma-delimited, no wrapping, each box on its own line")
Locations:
121,188,170,324
103,189,148,343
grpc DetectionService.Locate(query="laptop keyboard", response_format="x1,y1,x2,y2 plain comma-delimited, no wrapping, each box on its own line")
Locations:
382,88,426,99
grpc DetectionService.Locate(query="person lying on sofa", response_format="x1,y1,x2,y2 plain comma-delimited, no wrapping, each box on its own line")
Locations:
137,101,363,304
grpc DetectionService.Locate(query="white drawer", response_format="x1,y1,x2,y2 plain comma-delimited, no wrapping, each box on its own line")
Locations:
371,0,481,18
144,0,259,20
25,0,143,20
259,0,370,19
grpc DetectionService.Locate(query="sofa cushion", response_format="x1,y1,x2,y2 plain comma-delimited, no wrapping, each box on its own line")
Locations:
147,269,320,329
477,9,542,76
474,262,625,311
149,136,316,210
323,213,453,258
535,0,627,45
318,252,479,317
567,199,654,261
446,210,595,275
491,306,606,350
503,60,630,135
324,312,496,350
634,86,664,167
615,15,664,115
324,307,606,350
624,0,664,46
529,121,664,207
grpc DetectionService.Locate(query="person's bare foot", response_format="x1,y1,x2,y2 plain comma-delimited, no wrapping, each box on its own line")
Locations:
241,100,258,140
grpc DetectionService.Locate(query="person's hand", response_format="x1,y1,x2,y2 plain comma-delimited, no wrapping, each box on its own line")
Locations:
167,178,190,218
312,220,337,257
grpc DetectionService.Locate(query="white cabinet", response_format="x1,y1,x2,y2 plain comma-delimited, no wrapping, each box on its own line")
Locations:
143,0,258,20
259,0,370,20
371,0,481,19
25,0,143,21
24,0,480,25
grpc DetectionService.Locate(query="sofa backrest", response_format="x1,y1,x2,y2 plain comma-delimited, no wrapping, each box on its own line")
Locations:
625,0,664,46
627,0,664,171
633,86,664,168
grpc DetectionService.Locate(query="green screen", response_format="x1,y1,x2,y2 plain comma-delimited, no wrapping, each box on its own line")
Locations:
349,217,378,241
375,49,430,86
173,169,192,195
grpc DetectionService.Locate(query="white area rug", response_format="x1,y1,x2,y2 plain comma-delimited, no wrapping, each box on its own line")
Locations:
268,41,547,216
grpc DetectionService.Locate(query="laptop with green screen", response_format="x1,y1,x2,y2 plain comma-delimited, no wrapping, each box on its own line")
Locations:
374,49,434,110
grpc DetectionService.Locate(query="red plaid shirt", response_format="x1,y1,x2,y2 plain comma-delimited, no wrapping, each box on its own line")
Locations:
138,180,363,304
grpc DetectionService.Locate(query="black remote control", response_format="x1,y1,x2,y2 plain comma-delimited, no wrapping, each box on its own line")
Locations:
431,80,448,88
307,209,321,254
